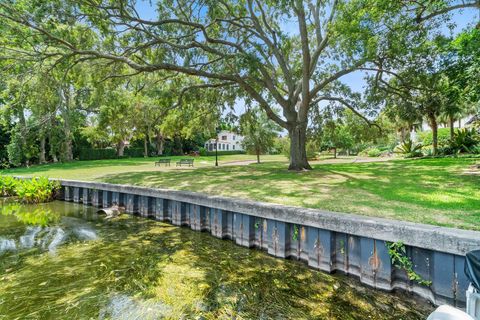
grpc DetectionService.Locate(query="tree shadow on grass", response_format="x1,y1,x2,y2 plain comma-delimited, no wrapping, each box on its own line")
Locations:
98,157,479,229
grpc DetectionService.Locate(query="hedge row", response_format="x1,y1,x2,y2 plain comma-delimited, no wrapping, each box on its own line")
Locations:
204,150,246,156
79,148,145,160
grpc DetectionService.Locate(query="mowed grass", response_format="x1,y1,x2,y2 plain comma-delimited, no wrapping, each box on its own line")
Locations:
2,155,479,230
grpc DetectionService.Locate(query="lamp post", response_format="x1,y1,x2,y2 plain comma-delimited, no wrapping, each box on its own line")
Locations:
215,127,221,167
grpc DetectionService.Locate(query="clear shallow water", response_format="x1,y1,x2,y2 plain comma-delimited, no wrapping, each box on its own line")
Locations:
0,200,433,319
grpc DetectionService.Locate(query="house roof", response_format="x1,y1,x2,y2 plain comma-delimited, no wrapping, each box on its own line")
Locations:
465,115,479,126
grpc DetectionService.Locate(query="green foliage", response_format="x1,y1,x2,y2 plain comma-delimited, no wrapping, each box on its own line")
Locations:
198,147,207,156
124,148,145,158
292,225,299,241
306,141,318,160
0,124,10,167
7,129,25,167
276,138,291,159
240,107,281,162
417,128,451,148
449,128,479,153
394,140,423,158
0,175,18,196
205,150,246,156
254,218,261,230
386,241,432,287
14,177,59,204
360,147,382,157
367,148,382,157
79,148,117,160
79,148,146,160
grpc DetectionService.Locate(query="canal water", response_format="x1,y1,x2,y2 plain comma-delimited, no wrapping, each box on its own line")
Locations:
0,200,433,319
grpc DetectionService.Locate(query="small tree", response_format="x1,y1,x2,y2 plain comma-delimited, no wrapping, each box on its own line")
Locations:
320,121,354,158
240,108,280,164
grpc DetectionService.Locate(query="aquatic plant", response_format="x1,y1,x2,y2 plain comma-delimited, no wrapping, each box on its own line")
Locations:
386,241,432,286
0,176,18,197
15,177,60,204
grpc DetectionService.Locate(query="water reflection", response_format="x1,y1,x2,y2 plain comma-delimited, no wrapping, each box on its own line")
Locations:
1,201,60,226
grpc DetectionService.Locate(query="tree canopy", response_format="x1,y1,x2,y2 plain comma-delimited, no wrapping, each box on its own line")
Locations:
0,0,478,168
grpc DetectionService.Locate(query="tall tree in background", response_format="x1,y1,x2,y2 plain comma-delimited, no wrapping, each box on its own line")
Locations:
240,107,280,164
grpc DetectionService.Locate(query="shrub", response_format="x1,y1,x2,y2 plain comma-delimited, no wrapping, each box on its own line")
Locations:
421,146,433,157
277,138,290,159
417,128,451,148
15,177,60,204
360,147,382,157
449,128,479,154
79,148,117,160
394,140,423,158
124,147,145,158
198,147,207,156
306,141,318,160
367,148,382,157
204,150,246,156
0,176,18,196
470,145,480,155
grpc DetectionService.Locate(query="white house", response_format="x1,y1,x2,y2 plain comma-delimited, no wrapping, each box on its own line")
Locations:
204,130,244,152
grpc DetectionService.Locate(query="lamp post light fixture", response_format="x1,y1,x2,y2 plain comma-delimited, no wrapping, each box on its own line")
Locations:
215,127,221,167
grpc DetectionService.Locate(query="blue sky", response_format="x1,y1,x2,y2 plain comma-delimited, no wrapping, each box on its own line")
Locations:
135,2,479,117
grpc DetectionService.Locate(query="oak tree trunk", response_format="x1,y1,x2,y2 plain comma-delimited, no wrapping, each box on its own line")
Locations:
61,86,74,161
256,148,260,164
288,124,311,170
117,141,125,157
39,135,46,164
143,135,148,158
155,131,164,155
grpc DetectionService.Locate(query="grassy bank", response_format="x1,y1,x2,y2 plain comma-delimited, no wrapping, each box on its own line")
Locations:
2,156,479,230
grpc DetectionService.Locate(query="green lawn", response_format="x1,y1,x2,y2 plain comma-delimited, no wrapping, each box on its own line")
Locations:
2,155,479,230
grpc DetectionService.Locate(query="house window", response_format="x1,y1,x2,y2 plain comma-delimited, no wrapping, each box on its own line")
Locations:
233,135,236,140
227,145,229,151
232,145,235,150
222,135,227,140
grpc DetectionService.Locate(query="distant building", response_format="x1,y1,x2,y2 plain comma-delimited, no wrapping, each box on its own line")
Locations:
204,131,244,152
419,115,477,131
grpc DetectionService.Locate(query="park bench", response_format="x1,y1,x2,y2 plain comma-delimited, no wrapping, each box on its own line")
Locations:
176,159,194,167
155,159,171,166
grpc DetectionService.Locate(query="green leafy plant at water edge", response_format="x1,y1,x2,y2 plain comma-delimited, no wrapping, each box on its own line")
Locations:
386,241,432,286
0,176,18,196
15,177,60,204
